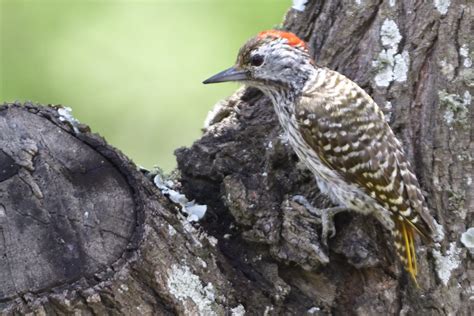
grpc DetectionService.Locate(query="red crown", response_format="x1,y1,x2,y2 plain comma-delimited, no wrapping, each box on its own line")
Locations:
258,30,307,50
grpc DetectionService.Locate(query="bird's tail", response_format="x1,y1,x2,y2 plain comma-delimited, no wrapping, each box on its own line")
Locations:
393,217,419,286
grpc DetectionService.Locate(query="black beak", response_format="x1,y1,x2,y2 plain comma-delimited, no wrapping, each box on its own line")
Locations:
203,67,249,84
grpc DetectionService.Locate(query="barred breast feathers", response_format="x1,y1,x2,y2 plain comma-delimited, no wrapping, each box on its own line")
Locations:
298,69,435,233
294,69,438,283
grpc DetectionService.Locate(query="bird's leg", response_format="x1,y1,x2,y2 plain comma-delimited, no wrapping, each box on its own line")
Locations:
291,195,346,246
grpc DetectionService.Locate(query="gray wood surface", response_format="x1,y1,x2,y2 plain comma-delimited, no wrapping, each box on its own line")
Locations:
0,105,136,300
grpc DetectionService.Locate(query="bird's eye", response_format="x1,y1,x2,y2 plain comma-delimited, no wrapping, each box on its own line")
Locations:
250,54,264,67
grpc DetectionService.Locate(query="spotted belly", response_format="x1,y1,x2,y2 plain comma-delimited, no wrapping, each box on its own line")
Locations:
286,126,395,231
270,96,380,214
286,123,380,215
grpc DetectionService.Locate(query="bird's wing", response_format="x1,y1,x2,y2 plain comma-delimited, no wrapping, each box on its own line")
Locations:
295,73,436,239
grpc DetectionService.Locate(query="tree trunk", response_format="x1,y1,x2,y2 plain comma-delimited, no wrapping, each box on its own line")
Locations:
178,0,473,314
1,0,472,315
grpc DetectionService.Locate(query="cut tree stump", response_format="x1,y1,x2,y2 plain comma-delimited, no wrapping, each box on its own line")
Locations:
0,104,243,315
0,104,138,299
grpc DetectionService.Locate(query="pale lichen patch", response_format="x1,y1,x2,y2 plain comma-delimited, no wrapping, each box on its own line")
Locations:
380,20,401,49
308,306,321,314
152,172,216,247
383,101,393,122
389,0,396,7
206,235,218,247
117,283,129,294
166,265,217,315
154,174,207,222
373,49,397,86
185,224,204,247
373,49,410,87
460,228,474,255
438,59,455,79
460,44,472,68
58,107,81,134
439,90,470,127
433,221,445,243
393,51,410,82
433,0,451,15
264,306,274,315
292,0,308,11
231,304,246,316
464,90,472,106
85,293,101,303
197,257,208,269
432,242,461,286
373,20,409,87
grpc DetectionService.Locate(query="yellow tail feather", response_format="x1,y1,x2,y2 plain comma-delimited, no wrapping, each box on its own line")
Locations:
396,219,419,287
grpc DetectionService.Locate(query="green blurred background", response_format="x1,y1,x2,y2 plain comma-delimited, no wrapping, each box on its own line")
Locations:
0,0,290,172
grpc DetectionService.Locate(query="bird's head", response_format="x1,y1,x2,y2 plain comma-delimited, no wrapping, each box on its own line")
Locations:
204,30,314,92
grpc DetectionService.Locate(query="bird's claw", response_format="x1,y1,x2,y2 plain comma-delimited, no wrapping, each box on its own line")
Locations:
291,195,323,217
291,195,345,246
320,211,337,246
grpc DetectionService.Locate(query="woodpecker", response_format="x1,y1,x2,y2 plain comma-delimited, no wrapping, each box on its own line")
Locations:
203,30,438,283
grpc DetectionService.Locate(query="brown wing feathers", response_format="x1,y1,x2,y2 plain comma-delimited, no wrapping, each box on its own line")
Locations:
295,71,434,282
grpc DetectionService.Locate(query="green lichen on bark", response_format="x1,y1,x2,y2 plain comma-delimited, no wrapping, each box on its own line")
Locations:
438,90,470,127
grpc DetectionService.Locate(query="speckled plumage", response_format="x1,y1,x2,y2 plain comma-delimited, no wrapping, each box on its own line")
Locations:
280,68,438,278
204,30,439,283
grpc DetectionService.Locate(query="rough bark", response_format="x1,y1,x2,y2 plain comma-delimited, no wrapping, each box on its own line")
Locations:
1,103,261,315
177,0,473,314
1,0,472,315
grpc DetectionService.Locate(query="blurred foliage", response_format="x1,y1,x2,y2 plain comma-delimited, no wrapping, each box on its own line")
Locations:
0,0,289,172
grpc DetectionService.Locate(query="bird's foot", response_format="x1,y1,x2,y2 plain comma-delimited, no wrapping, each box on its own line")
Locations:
291,195,346,246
